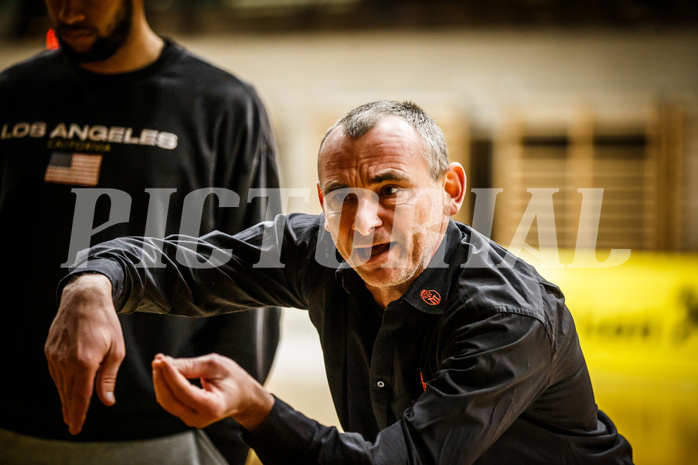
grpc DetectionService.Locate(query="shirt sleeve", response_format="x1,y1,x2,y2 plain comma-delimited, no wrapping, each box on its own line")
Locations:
243,311,553,465
59,214,320,316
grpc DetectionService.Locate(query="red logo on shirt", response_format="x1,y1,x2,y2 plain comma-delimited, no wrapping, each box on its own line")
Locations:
420,289,441,305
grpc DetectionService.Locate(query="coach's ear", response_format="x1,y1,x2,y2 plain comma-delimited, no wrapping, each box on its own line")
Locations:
317,182,324,207
442,162,466,216
317,182,330,231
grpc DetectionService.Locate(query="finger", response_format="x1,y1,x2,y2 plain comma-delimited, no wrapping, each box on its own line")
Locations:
65,369,98,435
46,359,67,424
157,357,210,405
152,359,198,423
45,336,69,426
45,350,80,429
153,359,189,410
165,355,215,380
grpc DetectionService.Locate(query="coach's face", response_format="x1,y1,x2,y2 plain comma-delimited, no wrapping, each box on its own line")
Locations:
318,116,464,303
45,0,133,63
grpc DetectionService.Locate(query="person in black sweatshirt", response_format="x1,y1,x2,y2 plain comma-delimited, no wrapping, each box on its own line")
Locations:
0,1,281,463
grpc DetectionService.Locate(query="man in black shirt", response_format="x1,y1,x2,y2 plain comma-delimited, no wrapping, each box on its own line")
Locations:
0,0,281,463
45,101,634,464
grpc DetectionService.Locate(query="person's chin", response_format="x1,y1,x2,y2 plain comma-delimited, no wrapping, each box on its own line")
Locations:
357,260,411,286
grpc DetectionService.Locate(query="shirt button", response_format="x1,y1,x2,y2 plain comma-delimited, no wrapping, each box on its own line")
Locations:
376,380,385,388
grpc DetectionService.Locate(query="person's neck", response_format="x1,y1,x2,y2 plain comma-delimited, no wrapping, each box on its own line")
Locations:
79,19,164,74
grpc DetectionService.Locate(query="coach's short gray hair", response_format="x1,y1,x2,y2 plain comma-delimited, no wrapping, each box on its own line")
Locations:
318,100,449,181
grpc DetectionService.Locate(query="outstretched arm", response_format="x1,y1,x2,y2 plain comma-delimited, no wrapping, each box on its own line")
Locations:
43,214,322,435
44,274,125,435
151,353,274,432
154,315,559,465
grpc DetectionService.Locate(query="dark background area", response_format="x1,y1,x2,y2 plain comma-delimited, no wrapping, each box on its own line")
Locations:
4,0,698,42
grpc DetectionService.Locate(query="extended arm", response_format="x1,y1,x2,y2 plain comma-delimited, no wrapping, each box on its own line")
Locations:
151,312,555,465
43,214,321,434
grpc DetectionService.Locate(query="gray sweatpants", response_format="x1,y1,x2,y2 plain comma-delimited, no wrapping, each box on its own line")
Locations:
0,427,230,465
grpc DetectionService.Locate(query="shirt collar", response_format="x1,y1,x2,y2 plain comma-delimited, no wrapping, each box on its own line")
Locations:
400,220,464,315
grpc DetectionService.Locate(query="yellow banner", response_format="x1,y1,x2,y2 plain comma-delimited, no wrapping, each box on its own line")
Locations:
535,251,698,465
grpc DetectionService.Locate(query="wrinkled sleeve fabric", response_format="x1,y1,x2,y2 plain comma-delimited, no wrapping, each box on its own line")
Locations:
60,214,316,316
244,311,553,465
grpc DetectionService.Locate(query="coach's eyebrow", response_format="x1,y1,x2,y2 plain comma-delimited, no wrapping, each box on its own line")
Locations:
369,170,408,185
322,170,408,194
322,181,348,195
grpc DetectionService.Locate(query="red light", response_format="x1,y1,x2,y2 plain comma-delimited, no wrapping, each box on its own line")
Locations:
46,29,59,50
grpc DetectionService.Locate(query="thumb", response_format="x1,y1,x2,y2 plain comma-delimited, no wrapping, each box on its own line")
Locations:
95,341,125,406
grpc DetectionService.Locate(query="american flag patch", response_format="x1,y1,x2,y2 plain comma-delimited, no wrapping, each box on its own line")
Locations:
44,152,102,186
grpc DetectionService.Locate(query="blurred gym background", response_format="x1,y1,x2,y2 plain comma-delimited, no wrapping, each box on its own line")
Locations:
1,1,697,464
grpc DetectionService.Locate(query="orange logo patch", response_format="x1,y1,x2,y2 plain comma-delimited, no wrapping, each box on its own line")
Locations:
420,289,441,305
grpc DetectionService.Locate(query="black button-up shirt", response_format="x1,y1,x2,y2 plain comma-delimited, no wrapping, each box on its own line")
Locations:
68,214,633,464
